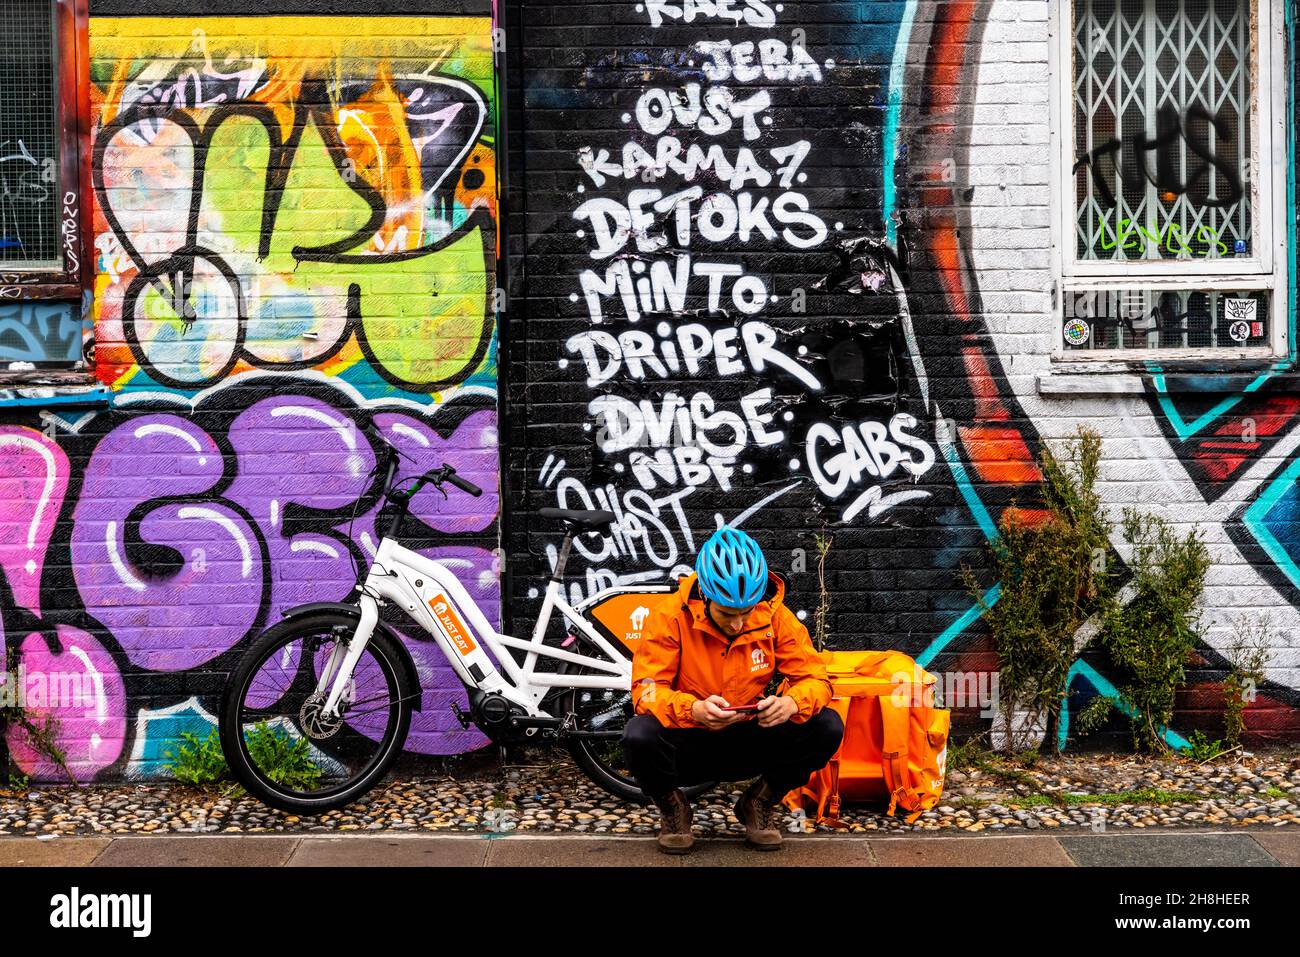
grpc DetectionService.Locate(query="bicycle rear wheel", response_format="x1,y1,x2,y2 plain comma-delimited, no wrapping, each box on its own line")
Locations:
557,663,715,805
219,610,414,814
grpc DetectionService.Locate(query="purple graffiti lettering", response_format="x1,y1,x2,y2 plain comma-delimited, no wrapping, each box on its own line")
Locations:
72,414,265,672
373,408,500,534
225,395,377,621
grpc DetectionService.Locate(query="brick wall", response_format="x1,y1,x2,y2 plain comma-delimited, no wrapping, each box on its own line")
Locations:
1,2,502,779
2,0,1298,783
504,0,1300,749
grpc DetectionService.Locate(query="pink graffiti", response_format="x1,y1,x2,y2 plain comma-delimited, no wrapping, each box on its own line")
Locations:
0,427,69,615
5,626,127,782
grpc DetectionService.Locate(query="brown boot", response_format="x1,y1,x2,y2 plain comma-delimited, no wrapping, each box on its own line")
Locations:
652,788,695,854
733,778,783,850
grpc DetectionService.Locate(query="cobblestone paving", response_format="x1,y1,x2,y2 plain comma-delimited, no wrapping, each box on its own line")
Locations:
3,748,1298,838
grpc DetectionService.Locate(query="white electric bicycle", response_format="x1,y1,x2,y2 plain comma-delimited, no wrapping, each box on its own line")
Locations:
218,426,714,814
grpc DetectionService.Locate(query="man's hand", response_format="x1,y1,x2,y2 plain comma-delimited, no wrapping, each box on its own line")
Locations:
755,695,798,728
692,695,753,730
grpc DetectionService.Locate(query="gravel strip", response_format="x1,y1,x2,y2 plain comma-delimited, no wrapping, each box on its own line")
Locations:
2,749,1298,838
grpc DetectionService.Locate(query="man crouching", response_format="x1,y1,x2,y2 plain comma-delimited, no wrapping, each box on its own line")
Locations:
621,526,844,853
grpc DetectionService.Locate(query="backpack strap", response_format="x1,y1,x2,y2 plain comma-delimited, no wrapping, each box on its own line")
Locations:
817,697,853,828
879,695,926,819
824,754,842,822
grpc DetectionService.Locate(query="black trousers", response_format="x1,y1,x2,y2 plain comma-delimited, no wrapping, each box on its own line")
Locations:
621,707,845,800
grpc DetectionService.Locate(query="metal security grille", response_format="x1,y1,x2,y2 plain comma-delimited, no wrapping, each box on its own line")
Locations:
1063,286,1267,348
1073,0,1252,262
0,0,60,269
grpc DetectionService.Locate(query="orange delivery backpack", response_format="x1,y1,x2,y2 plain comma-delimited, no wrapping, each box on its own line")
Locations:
780,650,950,826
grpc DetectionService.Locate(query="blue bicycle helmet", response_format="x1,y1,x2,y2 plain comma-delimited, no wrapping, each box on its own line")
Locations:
695,527,768,608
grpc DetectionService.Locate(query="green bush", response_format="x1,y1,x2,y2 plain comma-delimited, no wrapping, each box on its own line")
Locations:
965,425,1214,756
1184,729,1225,763
1097,510,1210,753
1072,693,1115,738
243,724,323,791
164,729,229,785
164,723,324,793
965,426,1114,753
1222,614,1272,748
2,645,74,784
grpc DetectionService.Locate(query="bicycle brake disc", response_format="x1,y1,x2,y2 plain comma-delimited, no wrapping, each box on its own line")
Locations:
299,694,344,739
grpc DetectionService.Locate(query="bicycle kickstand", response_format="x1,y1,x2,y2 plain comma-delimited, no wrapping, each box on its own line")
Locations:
450,700,472,730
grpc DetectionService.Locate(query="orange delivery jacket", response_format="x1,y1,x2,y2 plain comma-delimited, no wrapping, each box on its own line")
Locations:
629,570,833,729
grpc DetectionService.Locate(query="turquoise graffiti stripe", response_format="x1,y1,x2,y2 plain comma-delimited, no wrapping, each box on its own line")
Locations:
884,0,1003,672
1059,659,1191,751
0,387,111,409
939,426,998,540
1241,453,1300,590
915,434,1002,665
917,584,999,669
1149,369,1271,441
882,0,918,246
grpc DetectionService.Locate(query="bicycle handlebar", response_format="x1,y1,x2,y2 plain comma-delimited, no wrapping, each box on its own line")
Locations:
392,464,483,500
365,423,481,498
443,469,484,497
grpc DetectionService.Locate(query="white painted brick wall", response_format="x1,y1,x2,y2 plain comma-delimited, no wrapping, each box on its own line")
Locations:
965,0,1300,687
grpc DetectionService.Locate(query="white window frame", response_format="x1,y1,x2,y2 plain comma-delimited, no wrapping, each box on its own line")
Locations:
1048,0,1289,361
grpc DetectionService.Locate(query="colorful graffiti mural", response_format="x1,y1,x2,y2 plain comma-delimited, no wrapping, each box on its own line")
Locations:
1,13,501,780
902,0,1299,741
509,0,1300,751
4,0,1300,783
89,17,497,396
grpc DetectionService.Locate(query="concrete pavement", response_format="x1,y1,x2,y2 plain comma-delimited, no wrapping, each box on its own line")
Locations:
1,829,1297,866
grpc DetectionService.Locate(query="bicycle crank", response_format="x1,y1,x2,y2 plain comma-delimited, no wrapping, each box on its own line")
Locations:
466,690,562,742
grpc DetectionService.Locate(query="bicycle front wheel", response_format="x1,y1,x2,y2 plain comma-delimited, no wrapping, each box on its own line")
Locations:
219,611,414,814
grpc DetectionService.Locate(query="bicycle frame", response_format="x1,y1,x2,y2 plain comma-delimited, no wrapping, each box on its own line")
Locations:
315,535,634,723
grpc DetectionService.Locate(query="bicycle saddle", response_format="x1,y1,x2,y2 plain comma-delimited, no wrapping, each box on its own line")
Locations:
537,507,616,531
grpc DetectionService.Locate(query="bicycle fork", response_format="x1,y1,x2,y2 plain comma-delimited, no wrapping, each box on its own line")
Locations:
316,597,380,719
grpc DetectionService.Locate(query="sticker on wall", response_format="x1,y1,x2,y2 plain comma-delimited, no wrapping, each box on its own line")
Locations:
1063,318,1090,346
1228,320,1251,343
1226,297,1258,323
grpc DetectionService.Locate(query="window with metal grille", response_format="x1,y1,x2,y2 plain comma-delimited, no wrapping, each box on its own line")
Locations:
1073,0,1252,263
1055,0,1284,358
0,0,60,270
